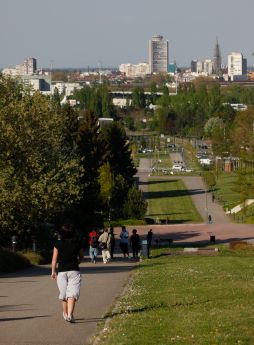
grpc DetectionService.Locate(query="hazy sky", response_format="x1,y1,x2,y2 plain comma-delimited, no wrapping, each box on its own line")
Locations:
1,0,253,69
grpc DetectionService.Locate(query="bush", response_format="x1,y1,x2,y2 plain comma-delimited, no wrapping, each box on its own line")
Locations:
229,241,251,250
0,248,31,272
21,251,45,265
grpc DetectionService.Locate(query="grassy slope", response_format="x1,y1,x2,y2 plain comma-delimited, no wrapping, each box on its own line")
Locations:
147,179,202,223
100,247,254,345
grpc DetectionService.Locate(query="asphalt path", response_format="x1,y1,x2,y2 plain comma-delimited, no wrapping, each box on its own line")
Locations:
0,256,135,345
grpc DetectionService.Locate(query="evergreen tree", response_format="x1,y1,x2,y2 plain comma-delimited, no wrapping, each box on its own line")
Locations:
76,110,106,225
103,122,137,185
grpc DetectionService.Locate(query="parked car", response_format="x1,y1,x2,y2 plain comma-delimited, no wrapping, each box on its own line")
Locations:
172,164,183,171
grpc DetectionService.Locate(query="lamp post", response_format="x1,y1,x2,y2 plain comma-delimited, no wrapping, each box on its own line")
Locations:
11,236,17,252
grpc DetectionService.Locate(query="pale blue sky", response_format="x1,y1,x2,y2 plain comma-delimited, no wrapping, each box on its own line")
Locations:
1,0,253,69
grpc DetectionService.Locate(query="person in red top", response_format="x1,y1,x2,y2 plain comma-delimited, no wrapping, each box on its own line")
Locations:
89,228,99,263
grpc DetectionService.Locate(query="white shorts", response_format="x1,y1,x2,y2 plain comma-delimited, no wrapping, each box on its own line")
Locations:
57,271,81,301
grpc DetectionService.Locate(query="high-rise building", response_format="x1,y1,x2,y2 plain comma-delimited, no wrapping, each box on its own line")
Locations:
16,57,37,75
191,60,197,73
149,35,168,74
213,37,222,75
228,52,247,81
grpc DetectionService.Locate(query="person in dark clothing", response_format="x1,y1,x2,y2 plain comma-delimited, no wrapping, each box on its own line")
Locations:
130,229,141,259
51,223,84,323
109,227,115,259
147,229,153,258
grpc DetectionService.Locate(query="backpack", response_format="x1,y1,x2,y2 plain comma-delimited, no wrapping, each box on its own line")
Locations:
91,235,99,248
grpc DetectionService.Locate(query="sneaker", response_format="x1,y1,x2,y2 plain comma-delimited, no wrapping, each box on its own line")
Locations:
67,315,75,323
63,312,68,321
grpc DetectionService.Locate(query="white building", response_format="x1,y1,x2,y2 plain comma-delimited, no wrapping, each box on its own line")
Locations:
203,59,213,75
119,63,149,78
228,52,247,81
149,35,168,74
196,60,204,74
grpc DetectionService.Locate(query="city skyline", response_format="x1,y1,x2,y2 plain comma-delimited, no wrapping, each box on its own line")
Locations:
1,0,254,69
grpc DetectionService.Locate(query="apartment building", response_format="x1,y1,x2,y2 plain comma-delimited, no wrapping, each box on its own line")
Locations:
228,52,247,81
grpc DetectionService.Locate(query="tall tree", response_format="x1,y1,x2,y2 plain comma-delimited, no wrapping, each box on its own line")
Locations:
103,122,137,185
76,110,106,225
0,76,82,244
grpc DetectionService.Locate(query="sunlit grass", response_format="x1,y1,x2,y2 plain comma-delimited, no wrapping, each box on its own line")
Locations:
147,179,202,223
99,247,254,345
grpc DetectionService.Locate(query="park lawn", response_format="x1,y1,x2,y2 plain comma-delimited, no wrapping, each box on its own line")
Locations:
147,179,202,223
215,172,241,209
215,172,254,223
99,247,254,345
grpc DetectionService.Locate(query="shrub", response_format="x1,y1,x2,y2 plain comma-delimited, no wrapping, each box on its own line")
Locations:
0,248,31,272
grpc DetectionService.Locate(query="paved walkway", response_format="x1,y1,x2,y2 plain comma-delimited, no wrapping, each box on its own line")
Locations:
0,256,135,345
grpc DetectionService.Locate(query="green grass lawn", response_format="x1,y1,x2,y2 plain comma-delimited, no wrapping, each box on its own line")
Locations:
99,246,254,345
147,179,202,223
215,172,240,209
214,172,254,224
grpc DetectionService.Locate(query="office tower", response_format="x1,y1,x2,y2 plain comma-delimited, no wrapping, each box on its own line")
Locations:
213,37,222,75
191,60,197,73
228,52,247,81
149,35,168,74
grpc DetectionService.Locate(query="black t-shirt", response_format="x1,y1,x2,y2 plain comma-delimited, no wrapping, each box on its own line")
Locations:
55,238,83,272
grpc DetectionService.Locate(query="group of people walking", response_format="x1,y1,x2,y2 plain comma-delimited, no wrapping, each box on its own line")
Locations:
88,227,115,264
51,223,153,324
88,225,145,263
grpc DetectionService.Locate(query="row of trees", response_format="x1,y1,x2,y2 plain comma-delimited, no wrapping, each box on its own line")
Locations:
0,76,146,247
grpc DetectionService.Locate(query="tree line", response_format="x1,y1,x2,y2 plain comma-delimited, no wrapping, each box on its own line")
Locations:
0,75,147,247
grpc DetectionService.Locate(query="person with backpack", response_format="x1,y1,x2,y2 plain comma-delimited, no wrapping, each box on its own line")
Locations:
88,228,99,263
98,227,111,264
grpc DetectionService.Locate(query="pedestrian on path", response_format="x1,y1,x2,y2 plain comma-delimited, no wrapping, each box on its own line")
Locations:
98,227,111,264
119,226,130,258
51,223,84,323
147,229,153,258
208,214,213,224
109,227,115,259
88,227,99,263
130,229,141,259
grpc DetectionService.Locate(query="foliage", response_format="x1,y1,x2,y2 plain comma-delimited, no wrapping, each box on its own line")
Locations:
132,87,146,109
0,76,82,245
230,108,254,159
0,248,31,272
122,185,147,219
75,110,105,225
72,84,116,117
102,122,137,185
99,162,114,205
